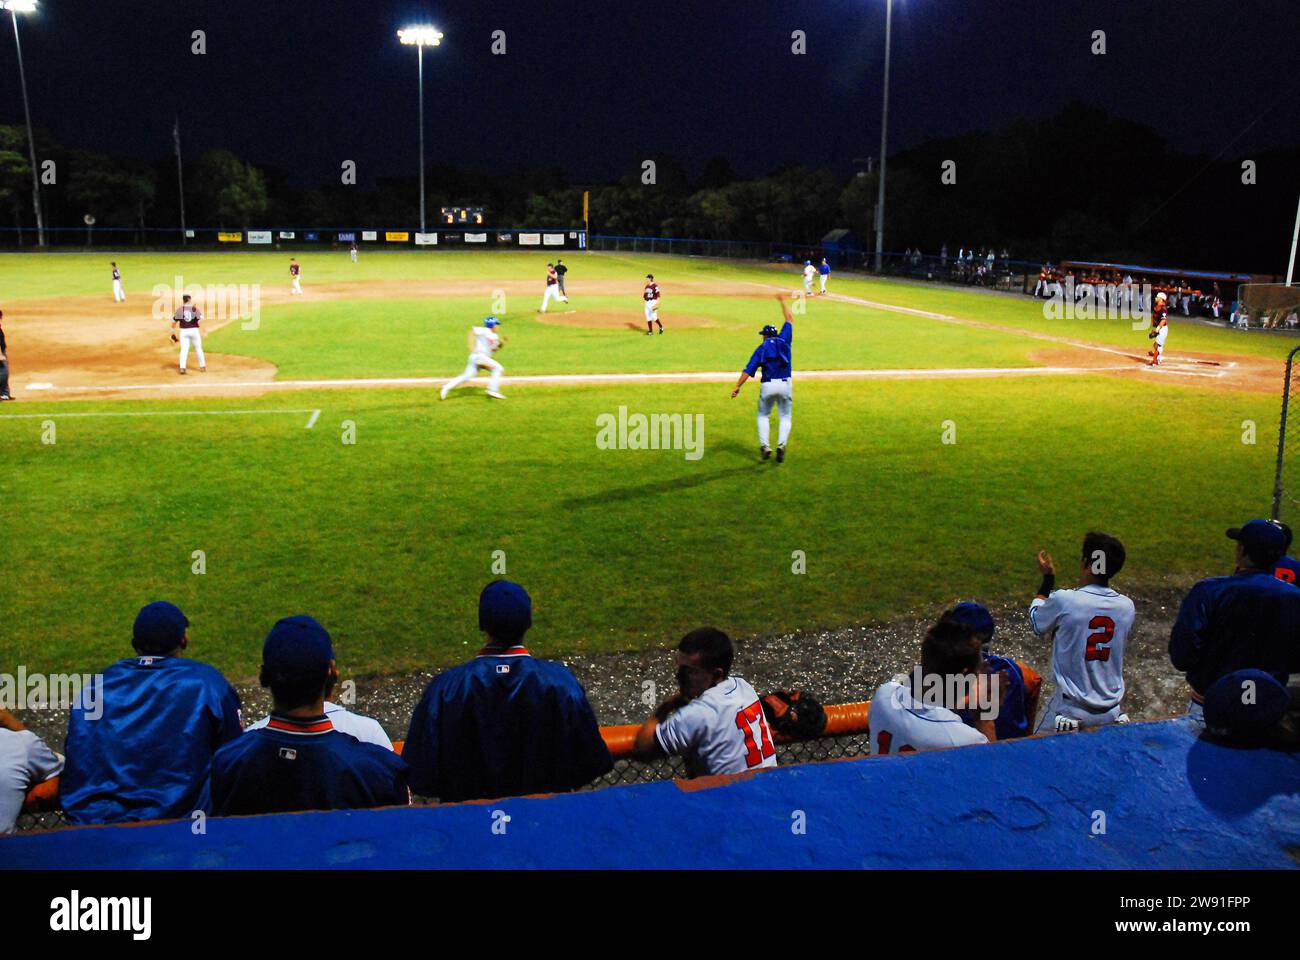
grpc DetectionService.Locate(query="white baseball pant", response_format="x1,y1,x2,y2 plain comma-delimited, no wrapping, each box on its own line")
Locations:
113,279,125,302
444,352,503,393
540,285,564,311
292,275,302,294
179,330,205,370
757,378,792,448
819,274,827,294
1033,690,1126,733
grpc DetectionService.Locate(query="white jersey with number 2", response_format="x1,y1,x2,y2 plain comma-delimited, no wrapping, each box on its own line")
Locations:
655,676,778,777
1029,584,1134,716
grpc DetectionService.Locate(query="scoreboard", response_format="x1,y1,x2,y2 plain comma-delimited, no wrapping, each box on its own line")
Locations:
441,206,486,226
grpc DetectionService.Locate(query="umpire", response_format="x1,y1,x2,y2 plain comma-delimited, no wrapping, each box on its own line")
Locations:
555,259,568,297
1169,519,1300,722
731,294,794,462
0,308,11,401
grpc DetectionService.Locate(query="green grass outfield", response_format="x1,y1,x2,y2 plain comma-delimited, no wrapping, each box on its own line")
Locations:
0,250,1290,679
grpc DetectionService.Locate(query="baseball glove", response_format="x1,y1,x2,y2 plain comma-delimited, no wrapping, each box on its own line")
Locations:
761,689,827,740
1147,328,1158,339
170,333,179,343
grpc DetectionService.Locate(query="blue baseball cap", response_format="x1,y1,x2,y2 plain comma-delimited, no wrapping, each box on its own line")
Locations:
479,580,532,642
1226,520,1287,563
1203,669,1289,737
133,601,189,655
484,316,500,328
947,602,996,643
262,615,335,682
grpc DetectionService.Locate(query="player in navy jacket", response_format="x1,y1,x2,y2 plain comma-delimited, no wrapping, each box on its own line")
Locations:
1170,520,1300,717
732,294,794,462
209,615,408,816
61,601,243,824
403,580,612,803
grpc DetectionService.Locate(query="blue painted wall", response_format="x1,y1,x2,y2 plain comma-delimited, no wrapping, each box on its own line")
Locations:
5,718,1298,869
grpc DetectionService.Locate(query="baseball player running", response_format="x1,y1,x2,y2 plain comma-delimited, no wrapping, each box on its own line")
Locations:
1147,292,1169,365
170,294,205,374
802,259,816,295
538,263,567,313
290,258,302,295
441,316,506,400
643,274,663,334
632,627,778,777
111,262,125,302
731,294,793,462
1029,532,1134,732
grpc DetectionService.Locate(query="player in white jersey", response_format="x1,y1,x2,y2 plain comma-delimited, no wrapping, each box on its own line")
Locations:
111,262,125,302
247,701,393,750
633,628,778,777
440,316,506,400
869,618,994,755
350,241,358,264
1029,531,1134,732
802,259,816,295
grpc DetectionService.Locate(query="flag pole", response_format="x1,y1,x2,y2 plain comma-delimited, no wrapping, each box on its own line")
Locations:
174,117,187,247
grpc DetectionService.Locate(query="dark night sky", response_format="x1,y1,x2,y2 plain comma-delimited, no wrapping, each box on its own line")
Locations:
2,0,1298,185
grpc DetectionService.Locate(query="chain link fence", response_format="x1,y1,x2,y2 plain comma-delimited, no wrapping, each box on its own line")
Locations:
14,718,873,832
1271,344,1300,527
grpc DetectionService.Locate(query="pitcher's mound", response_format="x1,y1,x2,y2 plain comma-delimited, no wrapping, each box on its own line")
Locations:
535,309,714,330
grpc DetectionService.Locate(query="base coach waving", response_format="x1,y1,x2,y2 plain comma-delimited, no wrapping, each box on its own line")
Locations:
731,294,794,463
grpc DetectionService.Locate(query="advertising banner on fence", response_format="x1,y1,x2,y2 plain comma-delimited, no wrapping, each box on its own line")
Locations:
278,231,296,240
465,233,487,243
519,233,541,246
218,232,243,243
247,231,272,244
337,232,356,243
496,232,514,243
386,231,410,243
414,232,438,246
543,233,565,246
362,231,377,242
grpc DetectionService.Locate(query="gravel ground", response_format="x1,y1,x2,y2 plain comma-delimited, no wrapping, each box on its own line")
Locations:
12,585,1195,754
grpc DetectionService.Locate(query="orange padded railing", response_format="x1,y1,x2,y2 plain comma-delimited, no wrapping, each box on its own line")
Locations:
599,700,872,758
20,701,874,812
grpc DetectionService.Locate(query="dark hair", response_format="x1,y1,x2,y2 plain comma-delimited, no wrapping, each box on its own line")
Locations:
677,627,733,674
920,619,982,679
259,665,333,712
1081,531,1126,581
182,294,192,302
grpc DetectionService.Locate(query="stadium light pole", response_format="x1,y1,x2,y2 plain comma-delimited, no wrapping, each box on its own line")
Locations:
1287,191,1299,286
4,0,45,247
397,25,443,235
873,0,893,273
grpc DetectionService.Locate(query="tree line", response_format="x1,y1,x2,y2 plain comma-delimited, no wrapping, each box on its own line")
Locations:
0,102,1294,273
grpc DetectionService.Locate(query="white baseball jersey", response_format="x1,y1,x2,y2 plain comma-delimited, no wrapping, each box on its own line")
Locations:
470,326,501,356
0,728,64,834
1029,584,1134,717
803,264,815,285
247,701,393,750
868,677,988,755
655,676,778,777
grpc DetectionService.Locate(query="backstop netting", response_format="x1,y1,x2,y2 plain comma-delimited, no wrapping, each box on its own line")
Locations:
1239,282,1300,331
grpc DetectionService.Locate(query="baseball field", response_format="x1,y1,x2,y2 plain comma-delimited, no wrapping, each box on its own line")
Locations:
0,249,1292,679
